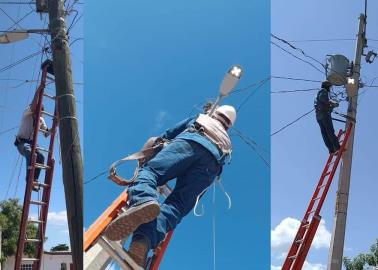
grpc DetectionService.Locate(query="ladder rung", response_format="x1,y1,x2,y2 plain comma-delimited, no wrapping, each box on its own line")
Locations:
28,219,45,224
324,171,331,176
313,196,321,201
307,209,316,215
25,238,41,243
295,238,304,244
22,258,39,261
33,181,50,188
36,146,51,153
288,255,297,260
302,223,310,228
41,111,55,118
46,75,55,81
33,163,50,170
30,200,47,206
43,93,55,100
318,183,326,189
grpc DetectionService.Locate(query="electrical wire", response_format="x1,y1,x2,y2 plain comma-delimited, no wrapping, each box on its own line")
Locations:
0,50,44,74
236,77,270,112
271,41,325,74
271,108,315,136
271,88,319,94
0,126,18,136
4,154,21,199
271,75,322,83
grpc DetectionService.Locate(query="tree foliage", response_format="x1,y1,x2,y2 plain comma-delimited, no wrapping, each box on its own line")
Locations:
343,239,378,270
0,199,38,264
50,243,69,252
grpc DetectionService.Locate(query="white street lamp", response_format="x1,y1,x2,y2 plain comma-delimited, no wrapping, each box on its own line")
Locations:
208,64,243,116
0,29,49,44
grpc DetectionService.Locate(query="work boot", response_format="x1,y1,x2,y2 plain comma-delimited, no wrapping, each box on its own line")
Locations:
32,180,40,192
104,200,160,241
129,234,150,268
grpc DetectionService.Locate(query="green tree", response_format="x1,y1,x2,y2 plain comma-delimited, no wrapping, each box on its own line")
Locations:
50,243,69,252
343,239,378,270
0,199,38,264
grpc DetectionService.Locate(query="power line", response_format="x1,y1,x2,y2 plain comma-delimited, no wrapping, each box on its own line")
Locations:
271,75,322,83
271,88,319,94
236,78,270,112
287,38,355,43
271,108,315,136
272,33,326,68
0,126,18,136
0,1,35,4
271,41,325,74
0,49,44,74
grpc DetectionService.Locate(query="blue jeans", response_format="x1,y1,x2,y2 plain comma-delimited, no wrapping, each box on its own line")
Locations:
318,115,340,153
17,142,45,181
128,138,221,249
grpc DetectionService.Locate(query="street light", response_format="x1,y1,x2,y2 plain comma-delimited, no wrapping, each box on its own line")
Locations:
208,64,243,116
0,32,29,44
0,29,49,44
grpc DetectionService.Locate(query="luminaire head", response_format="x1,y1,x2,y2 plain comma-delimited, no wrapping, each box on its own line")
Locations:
0,32,29,44
219,65,243,97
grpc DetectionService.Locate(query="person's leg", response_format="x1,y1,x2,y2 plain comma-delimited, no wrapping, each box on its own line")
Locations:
34,149,45,180
133,142,220,249
105,139,201,241
17,143,32,182
323,115,340,152
318,120,333,153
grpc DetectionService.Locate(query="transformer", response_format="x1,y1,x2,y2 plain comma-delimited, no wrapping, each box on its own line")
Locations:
326,54,350,86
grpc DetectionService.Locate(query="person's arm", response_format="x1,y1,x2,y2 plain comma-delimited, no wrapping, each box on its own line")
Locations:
317,89,330,106
160,116,196,140
39,117,50,137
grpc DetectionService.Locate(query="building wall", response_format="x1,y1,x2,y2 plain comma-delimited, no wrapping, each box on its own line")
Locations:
3,253,72,270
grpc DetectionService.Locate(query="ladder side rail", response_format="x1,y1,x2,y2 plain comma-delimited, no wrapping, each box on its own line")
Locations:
292,216,321,270
15,67,48,270
84,190,129,252
281,220,309,270
149,231,173,270
34,105,60,270
313,124,352,217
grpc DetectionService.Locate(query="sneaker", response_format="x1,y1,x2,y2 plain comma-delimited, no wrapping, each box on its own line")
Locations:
129,234,150,268
104,200,160,241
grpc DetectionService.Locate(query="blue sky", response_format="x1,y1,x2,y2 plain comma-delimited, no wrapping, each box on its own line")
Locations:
0,1,83,250
84,1,270,269
271,1,378,270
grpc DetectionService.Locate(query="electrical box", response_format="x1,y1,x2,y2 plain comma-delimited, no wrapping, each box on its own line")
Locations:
326,54,350,86
36,0,48,13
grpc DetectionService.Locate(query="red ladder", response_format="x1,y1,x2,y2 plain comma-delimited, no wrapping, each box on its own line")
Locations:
14,61,59,270
281,123,353,270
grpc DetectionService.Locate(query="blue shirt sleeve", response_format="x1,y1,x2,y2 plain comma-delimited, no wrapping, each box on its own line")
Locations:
160,116,196,140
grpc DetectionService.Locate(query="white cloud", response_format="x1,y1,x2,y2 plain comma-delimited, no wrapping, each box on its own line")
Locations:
47,211,68,226
303,261,327,270
271,217,331,259
271,261,326,270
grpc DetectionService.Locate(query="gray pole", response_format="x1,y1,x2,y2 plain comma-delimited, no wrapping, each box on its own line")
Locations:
47,0,83,269
327,14,366,270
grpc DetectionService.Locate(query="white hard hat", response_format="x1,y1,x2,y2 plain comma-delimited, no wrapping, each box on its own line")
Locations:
215,105,236,127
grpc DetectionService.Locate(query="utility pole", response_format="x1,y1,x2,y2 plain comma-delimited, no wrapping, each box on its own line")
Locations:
327,13,366,270
47,0,83,269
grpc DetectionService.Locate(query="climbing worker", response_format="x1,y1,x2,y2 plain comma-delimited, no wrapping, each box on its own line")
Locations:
314,80,340,154
14,91,50,191
104,104,236,267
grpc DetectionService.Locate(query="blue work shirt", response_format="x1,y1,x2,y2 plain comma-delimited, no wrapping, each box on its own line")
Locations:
160,116,228,165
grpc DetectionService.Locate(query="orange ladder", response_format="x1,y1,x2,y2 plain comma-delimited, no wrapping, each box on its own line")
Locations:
84,187,173,270
14,61,59,270
281,123,353,270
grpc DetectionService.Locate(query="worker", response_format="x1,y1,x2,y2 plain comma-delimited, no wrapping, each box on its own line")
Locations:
314,80,340,154
14,90,50,191
104,105,236,267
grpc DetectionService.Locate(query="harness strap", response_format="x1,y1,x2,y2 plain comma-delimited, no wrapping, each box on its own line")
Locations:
108,142,164,186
